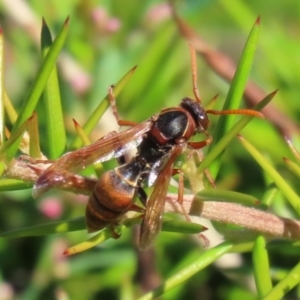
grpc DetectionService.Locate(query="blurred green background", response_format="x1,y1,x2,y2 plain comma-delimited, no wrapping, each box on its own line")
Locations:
0,0,300,299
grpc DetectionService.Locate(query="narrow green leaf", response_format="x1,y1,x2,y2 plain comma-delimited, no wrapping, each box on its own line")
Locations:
283,157,300,179
64,227,120,256
41,18,66,159
238,135,300,215
197,90,275,175
121,22,176,111
205,94,218,110
70,65,137,150
73,118,92,147
260,183,278,209
73,118,104,177
229,241,254,253
139,241,234,300
6,17,69,160
0,116,30,155
161,219,206,234
123,214,203,236
263,262,300,300
208,17,260,178
28,112,42,158
4,93,17,124
0,216,85,238
285,137,300,162
0,179,32,191
253,236,273,298
0,162,5,177
195,189,260,206
0,28,4,145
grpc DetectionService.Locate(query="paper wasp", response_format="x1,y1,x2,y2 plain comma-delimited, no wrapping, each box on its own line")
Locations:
33,45,263,250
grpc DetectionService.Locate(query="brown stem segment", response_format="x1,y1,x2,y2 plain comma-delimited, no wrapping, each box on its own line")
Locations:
5,160,300,242
165,193,300,241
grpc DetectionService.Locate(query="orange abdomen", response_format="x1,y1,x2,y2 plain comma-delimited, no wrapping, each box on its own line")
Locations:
85,160,144,233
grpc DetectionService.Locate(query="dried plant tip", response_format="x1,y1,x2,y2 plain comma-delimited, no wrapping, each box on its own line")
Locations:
284,137,300,161
64,16,70,25
72,118,80,128
255,16,261,25
63,249,73,256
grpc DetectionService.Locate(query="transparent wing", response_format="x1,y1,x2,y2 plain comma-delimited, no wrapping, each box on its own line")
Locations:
34,120,153,197
147,153,169,187
139,145,182,250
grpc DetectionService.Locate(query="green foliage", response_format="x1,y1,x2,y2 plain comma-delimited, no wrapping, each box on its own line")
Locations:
0,1,300,300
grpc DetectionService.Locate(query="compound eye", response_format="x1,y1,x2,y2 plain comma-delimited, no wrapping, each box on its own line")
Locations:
197,114,209,132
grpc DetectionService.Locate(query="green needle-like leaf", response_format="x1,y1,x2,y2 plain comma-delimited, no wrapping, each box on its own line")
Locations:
253,236,273,298
4,93,17,124
64,228,119,256
0,28,4,145
260,183,279,209
197,90,275,176
0,179,32,191
73,118,104,177
139,242,234,300
28,112,42,158
161,219,206,234
0,162,5,177
0,217,86,238
283,157,300,179
208,17,260,177
69,65,137,150
263,262,300,300
73,118,92,147
238,135,300,215
195,189,260,206
41,18,66,159
0,116,30,154
6,17,69,160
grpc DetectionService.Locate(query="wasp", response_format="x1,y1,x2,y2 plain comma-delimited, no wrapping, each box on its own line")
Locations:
34,45,263,250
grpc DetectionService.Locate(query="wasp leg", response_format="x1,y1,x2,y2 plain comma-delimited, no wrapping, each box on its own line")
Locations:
187,133,212,150
128,203,145,213
172,168,191,222
108,86,139,127
172,168,210,246
188,150,217,188
108,223,122,239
